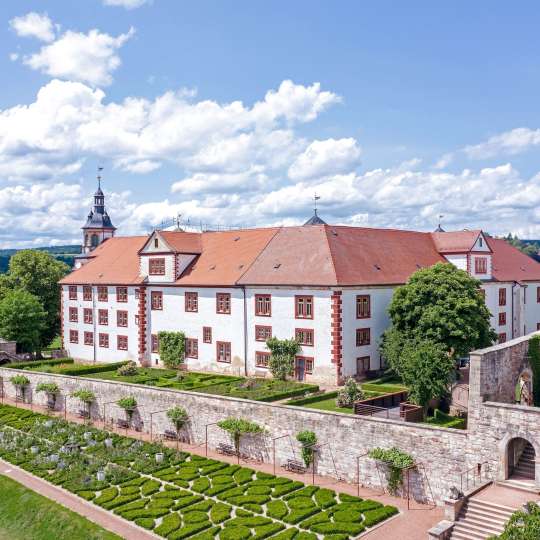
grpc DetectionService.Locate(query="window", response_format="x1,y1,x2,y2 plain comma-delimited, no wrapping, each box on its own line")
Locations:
83,286,92,301
97,286,108,302
135,289,140,299
116,287,128,302
84,331,93,346
185,292,198,312
154,238,159,248
216,341,231,363
499,312,506,326
357,356,370,374
186,338,198,359
83,308,93,324
135,315,139,325
255,325,272,342
475,257,487,274
117,310,128,327
296,356,314,374
499,288,507,306
203,326,212,344
151,334,159,353
117,335,128,350
69,307,78,322
99,333,109,348
537,323,540,331
295,295,313,319
295,328,314,346
255,351,270,368
69,330,78,344
216,293,231,314
356,328,371,346
149,258,166,275
537,287,540,303
151,291,163,310
255,294,271,316
68,286,77,300
479,237,483,247
98,309,108,325
356,295,371,319
498,333,507,344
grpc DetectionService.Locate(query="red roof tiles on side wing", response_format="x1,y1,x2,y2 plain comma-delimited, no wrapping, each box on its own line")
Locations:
489,237,540,282
431,230,485,253
158,231,202,254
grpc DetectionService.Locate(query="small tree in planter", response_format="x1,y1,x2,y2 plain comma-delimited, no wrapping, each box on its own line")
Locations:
10,375,30,402
217,417,265,461
296,430,317,468
71,389,95,419
336,377,364,408
266,337,300,380
36,382,60,410
158,331,186,369
167,406,189,447
117,396,137,423
368,446,415,495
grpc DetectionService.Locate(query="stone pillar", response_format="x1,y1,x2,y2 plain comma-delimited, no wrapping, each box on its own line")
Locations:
138,286,148,366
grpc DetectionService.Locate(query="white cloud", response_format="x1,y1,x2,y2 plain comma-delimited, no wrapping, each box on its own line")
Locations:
288,138,361,180
22,27,135,86
9,12,56,42
464,127,540,160
103,0,151,8
433,152,453,169
9,53,19,62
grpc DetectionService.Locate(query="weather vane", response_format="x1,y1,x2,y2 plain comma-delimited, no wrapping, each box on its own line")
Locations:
97,166,104,189
313,193,321,215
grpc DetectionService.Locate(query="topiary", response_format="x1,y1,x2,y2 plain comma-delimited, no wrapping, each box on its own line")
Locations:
117,396,137,414
368,447,414,494
167,406,189,433
36,382,60,395
10,375,30,387
296,430,317,468
217,418,265,456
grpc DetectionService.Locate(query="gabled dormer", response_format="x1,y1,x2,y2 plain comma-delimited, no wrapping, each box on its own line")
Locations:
138,230,202,283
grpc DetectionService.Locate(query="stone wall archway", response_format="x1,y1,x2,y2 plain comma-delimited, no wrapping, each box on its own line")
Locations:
499,433,539,488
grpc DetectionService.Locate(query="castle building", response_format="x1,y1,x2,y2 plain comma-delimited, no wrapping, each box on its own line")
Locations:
60,192,540,385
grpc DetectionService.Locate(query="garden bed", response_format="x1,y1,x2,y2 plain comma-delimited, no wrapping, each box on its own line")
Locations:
0,403,399,540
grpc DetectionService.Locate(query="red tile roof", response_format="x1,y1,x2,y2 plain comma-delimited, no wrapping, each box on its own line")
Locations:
156,231,202,254
431,230,487,253
489,238,540,282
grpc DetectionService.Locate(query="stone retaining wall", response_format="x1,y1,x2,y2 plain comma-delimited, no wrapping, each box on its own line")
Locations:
0,367,467,504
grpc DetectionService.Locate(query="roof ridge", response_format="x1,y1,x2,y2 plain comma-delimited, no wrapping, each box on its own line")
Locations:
322,225,339,286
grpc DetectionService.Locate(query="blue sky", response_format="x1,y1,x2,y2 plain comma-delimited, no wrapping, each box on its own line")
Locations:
1,1,540,246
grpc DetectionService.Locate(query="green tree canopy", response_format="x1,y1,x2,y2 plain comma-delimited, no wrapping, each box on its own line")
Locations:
266,337,300,380
490,501,540,539
158,331,186,369
5,250,69,347
0,289,46,353
386,262,496,359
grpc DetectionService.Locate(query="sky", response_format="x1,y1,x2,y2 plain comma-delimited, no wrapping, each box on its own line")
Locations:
1,1,540,247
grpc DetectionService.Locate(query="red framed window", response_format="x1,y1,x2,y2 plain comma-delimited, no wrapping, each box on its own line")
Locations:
295,296,313,319
296,356,314,374
255,325,272,342
498,332,507,344
356,328,371,346
499,288,506,306
83,308,93,324
68,286,77,300
356,295,371,319
151,334,159,353
116,287,128,302
151,291,163,310
97,286,108,302
117,310,128,327
499,312,506,326
203,326,212,344
69,307,78,322
149,258,166,275
295,328,314,346
216,341,231,363
216,293,231,314
69,330,78,344
255,351,270,368
84,331,93,346
99,333,109,348
475,257,488,274
83,285,92,301
185,292,198,312
117,335,128,350
98,309,108,325
186,338,198,359
255,294,271,316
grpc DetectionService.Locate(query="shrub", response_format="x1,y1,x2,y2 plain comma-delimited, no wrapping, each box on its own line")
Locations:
35,382,60,394
217,418,265,455
296,430,317,468
117,361,138,377
363,505,399,527
167,406,189,432
71,389,95,403
210,503,231,524
336,377,363,407
117,396,137,411
141,479,161,496
368,447,414,494
134,518,156,530
266,337,300,380
10,375,30,387
57,361,128,376
158,331,186,369
154,512,182,536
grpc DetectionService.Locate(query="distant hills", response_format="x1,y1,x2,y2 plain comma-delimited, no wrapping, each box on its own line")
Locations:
0,245,81,273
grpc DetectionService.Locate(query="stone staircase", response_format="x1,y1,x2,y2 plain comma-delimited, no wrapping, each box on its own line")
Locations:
450,498,516,540
513,442,535,479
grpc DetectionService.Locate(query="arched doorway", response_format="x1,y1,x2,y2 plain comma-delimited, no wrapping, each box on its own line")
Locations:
507,437,535,484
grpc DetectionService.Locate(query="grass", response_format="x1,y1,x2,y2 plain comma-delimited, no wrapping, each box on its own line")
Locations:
424,409,466,429
0,474,121,540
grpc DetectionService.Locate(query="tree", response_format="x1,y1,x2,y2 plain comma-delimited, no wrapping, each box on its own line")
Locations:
0,289,46,353
490,502,540,540
217,418,265,458
158,331,186,369
296,431,317,468
6,250,69,347
386,262,496,359
266,337,300,380
167,406,189,436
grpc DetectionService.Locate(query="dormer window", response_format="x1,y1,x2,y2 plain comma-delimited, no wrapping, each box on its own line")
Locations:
479,237,483,247
149,258,165,275
154,238,158,248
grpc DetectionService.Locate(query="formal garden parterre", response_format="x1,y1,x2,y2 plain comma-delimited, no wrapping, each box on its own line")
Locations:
0,404,399,540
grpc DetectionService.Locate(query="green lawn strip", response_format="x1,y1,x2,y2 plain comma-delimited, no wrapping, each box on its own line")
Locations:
0,474,121,540
423,409,466,429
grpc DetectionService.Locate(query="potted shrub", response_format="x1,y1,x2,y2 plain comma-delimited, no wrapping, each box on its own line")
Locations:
217,417,265,462
297,430,317,469
117,396,137,422
71,389,95,419
36,382,60,410
167,406,189,439
10,375,30,402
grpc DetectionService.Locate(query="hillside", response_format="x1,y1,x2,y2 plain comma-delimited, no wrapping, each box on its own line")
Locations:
0,245,81,273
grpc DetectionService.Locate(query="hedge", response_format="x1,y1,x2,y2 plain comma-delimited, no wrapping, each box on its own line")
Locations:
257,384,320,402
286,391,339,406
5,358,74,369
363,505,399,527
58,361,128,376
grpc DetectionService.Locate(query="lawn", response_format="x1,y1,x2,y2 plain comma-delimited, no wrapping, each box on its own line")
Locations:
0,474,120,540
423,409,466,429
0,404,399,540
